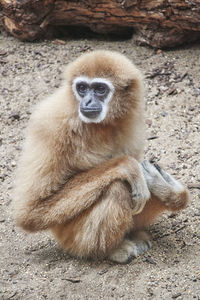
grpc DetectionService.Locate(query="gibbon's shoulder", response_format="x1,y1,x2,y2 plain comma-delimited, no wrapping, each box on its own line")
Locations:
24,87,79,146
31,87,70,121
28,87,75,130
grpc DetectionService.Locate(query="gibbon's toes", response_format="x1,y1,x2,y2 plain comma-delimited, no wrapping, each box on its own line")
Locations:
153,163,175,184
142,160,161,177
141,160,170,189
141,160,152,172
141,160,158,184
152,162,162,173
109,238,151,264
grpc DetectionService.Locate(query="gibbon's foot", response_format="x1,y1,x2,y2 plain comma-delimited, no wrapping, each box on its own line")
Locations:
142,160,185,193
109,235,151,264
141,160,189,211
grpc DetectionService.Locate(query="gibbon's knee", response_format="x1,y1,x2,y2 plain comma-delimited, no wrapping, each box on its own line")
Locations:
133,191,189,231
52,180,134,259
133,196,167,230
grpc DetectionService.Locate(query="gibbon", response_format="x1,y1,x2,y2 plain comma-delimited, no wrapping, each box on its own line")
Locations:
13,50,189,263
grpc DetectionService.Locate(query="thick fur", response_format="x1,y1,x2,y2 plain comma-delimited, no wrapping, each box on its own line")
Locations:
13,50,189,263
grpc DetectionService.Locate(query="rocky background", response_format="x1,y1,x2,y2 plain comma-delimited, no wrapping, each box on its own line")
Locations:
0,31,200,299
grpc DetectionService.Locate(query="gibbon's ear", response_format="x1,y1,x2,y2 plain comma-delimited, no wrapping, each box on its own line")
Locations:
123,78,137,91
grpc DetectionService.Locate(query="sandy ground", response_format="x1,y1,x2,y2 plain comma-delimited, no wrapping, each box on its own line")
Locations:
0,30,200,300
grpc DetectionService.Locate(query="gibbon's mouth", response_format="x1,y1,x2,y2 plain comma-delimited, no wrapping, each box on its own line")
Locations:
80,108,102,119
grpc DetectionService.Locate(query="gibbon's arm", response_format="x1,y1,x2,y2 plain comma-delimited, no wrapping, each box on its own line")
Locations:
14,128,149,232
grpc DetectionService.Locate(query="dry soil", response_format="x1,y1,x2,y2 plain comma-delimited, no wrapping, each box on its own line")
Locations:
0,31,200,300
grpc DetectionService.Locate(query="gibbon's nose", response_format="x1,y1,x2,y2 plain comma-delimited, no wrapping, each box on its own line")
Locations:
85,98,92,106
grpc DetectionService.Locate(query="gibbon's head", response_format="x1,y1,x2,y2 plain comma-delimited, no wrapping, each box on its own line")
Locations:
64,50,144,124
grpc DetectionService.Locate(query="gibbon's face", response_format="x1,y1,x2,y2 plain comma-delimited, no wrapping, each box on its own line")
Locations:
72,76,114,123
67,50,144,124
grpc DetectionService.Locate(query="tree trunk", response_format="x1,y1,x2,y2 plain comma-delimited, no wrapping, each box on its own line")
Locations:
0,0,200,48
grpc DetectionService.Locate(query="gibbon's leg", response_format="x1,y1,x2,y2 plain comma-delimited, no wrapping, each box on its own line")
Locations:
109,161,190,263
132,161,190,231
52,179,152,264
52,180,135,260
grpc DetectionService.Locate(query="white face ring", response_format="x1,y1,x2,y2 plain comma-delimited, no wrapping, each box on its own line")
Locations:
72,76,115,123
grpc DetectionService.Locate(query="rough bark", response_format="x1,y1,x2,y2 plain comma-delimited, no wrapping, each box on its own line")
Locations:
0,0,200,48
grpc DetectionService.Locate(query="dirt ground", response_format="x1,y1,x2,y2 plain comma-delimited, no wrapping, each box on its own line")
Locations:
0,29,200,300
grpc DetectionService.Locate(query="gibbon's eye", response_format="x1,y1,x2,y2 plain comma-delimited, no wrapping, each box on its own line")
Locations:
77,82,88,95
93,83,108,96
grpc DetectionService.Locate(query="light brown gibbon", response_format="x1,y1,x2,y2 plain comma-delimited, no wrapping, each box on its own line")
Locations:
13,50,189,263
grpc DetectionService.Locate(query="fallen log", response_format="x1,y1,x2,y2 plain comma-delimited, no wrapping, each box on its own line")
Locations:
0,0,200,48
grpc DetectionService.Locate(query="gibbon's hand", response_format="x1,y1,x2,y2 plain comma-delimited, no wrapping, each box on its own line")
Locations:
131,173,151,215
119,157,150,215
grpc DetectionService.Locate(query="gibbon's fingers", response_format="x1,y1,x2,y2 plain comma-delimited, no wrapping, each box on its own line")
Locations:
131,166,151,215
